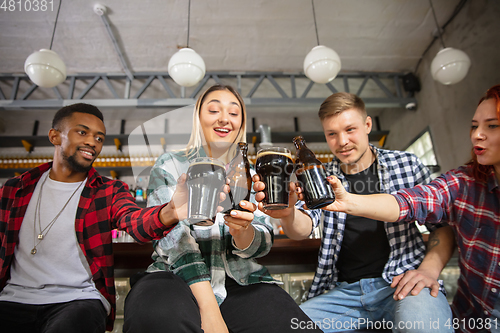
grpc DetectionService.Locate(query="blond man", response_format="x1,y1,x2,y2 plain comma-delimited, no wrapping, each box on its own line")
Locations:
254,92,454,332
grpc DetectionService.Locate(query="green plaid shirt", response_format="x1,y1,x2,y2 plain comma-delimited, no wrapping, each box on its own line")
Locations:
145,150,278,304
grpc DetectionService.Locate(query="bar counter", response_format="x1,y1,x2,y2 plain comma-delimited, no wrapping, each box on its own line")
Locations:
113,236,321,277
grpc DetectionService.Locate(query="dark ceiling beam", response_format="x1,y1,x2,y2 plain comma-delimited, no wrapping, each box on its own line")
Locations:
0,71,417,110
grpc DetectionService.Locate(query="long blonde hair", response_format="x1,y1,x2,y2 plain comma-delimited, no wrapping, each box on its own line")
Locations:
185,84,247,160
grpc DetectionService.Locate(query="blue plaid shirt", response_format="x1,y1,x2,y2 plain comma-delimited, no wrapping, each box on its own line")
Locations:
297,145,443,298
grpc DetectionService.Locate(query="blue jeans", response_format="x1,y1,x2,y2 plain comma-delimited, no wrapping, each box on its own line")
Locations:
300,277,453,333
490,296,500,333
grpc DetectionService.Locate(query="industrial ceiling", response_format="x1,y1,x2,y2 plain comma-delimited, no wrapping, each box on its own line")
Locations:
0,0,467,111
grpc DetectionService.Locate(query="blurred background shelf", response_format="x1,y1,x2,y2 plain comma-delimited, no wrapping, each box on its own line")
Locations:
0,131,389,148
0,166,137,178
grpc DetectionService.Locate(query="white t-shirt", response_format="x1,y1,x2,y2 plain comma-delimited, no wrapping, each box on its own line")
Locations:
0,170,110,314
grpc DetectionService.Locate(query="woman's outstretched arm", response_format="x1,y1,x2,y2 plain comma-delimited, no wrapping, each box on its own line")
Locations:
320,175,401,222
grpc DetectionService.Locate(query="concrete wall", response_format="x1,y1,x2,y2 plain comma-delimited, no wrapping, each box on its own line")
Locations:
380,0,500,174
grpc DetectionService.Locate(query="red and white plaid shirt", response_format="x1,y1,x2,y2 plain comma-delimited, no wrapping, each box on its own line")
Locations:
395,165,500,333
0,162,174,331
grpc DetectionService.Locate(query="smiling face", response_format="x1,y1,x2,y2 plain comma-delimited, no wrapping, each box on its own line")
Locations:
199,89,243,155
471,98,500,174
322,108,374,174
51,112,106,174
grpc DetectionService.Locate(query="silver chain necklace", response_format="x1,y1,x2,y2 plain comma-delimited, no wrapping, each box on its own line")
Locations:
31,174,84,255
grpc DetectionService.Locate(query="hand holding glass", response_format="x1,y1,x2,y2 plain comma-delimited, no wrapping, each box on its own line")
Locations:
186,157,226,226
255,147,294,210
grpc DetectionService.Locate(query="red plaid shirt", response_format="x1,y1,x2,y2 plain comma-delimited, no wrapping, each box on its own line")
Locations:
0,163,174,331
394,165,500,333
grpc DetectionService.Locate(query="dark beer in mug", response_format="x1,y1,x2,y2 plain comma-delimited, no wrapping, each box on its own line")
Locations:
293,136,335,209
186,157,226,226
255,147,294,210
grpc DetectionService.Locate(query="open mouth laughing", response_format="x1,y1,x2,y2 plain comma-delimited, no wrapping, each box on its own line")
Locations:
79,148,96,160
214,127,231,137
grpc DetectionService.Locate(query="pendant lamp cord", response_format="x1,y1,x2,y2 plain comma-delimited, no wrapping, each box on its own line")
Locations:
49,0,63,50
311,0,320,46
186,0,191,48
413,0,467,73
429,0,446,48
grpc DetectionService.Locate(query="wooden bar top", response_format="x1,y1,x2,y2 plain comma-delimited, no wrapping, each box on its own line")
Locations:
113,237,321,276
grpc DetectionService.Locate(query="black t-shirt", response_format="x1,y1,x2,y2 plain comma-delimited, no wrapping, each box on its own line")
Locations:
336,162,391,283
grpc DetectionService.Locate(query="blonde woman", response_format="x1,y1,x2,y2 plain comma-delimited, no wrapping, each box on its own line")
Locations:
123,84,322,333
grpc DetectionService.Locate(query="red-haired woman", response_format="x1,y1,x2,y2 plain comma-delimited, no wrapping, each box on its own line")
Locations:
321,84,500,333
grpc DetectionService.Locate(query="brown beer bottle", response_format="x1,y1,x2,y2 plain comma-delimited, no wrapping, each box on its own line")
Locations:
223,142,252,213
293,136,335,209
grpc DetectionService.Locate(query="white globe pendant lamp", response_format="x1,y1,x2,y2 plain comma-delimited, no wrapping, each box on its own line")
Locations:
428,0,471,85
24,0,66,88
304,45,341,84
24,49,66,88
168,0,206,87
303,0,341,84
168,48,206,87
430,47,471,85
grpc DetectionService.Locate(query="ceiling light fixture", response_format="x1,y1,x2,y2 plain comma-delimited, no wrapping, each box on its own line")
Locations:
303,0,341,84
24,0,66,88
429,0,470,85
168,0,206,87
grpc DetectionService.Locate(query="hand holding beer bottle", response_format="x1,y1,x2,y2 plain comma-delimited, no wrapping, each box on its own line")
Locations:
223,199,257,246
222,142,252,213
293,136,335,209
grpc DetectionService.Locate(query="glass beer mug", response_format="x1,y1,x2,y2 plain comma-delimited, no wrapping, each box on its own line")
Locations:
255,147,294,210
186,157,226,226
